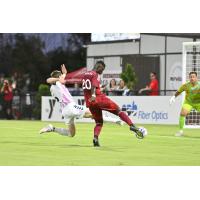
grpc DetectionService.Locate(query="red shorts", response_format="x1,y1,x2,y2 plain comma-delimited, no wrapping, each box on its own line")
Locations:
88,95,119,123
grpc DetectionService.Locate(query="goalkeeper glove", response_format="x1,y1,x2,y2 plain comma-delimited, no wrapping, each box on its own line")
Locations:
169,96,176,105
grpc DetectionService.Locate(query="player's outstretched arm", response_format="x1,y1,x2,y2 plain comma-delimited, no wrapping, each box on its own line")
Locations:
139,86,150,94
169,91,181,105
61,64,67,74
169,83,185,105
46,77,59,84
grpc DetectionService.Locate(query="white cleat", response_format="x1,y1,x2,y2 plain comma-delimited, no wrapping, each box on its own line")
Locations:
175,130,183,137
116,120,124,126
39,124,54,134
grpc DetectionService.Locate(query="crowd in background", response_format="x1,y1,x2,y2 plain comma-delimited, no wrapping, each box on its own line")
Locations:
102,79,129,96
0,70,159,120
0,72,32,120
69,79,130,96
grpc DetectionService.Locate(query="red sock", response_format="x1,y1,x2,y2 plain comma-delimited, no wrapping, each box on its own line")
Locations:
118,111,133,126
94,123,103,138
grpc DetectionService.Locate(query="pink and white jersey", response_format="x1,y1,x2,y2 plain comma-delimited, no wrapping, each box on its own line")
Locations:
50,81,74,108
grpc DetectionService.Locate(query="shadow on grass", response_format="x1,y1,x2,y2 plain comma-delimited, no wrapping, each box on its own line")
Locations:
183,135,200,139
0,141,91,148
0,140,128,152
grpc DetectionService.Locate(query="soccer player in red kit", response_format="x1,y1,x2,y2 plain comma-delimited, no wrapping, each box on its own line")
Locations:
82,61,145,147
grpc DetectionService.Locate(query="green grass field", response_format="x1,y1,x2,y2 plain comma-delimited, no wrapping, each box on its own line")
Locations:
0,120,200,166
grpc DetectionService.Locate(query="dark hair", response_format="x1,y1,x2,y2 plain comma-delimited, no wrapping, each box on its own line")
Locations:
189,71,197,76
151,72,157,76
109,79,117,88
119,79,125,89
95,60,105,68
50,70,62,78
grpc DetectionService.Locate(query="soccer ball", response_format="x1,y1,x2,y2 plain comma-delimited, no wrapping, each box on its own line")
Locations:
138,127,148,137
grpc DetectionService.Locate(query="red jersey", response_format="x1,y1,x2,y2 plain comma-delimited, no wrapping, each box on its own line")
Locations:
3,86,13,101
82,70,104,107
149,79,159,96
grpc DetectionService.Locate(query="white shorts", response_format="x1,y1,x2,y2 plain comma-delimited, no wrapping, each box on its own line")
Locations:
62,102,87,124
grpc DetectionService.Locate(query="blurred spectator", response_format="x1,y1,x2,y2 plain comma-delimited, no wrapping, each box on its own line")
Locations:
22,74,31,93
72,83,82,96
139,72,159,96
11,72,18,90
10,72,31,94
0,74,6,118
105,79,118,96
0,73,5,85
116,79,129,96
1,79,13,119
12,90,21,119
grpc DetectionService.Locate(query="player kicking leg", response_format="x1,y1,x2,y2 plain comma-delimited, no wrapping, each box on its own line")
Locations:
82,61,146,147
89,98,144,147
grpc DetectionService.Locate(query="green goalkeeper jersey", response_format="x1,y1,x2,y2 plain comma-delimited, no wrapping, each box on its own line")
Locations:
178,81,200,104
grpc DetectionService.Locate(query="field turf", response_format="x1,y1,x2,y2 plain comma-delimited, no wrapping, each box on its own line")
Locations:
0,120,200,166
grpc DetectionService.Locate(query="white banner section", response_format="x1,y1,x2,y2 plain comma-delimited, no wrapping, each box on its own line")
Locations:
42,96,182,124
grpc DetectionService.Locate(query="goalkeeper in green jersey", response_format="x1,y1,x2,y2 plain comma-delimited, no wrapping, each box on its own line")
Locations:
170,71,200,136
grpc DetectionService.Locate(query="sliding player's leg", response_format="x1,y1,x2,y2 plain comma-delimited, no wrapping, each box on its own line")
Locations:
102,114,124,125
83,109,123,125
39,124,54,134
66,117,76,137
176,102,192,137
39,118,75,137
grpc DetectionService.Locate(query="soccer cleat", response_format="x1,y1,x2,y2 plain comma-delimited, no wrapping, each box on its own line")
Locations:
175,130,183,137
39,124,54,134
93,138,100,147
116,120,124,126
130,125,144,139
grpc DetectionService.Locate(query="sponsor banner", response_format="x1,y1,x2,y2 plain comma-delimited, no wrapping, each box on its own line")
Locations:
41,97,91,123
42,96,182,124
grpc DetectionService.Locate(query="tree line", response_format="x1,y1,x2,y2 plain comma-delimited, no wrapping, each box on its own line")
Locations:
0,33,91,91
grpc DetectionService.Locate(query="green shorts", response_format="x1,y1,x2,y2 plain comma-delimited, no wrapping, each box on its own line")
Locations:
182,101,200,112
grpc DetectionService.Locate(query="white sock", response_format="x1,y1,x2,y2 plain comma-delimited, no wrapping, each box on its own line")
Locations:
103,115,120,124
54,127,71,136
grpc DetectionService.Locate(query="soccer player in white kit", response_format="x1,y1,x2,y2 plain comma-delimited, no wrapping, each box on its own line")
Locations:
39,64,123,137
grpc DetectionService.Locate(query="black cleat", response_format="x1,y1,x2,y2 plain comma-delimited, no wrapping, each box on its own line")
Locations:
93,138,100,147
130,125,144,139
